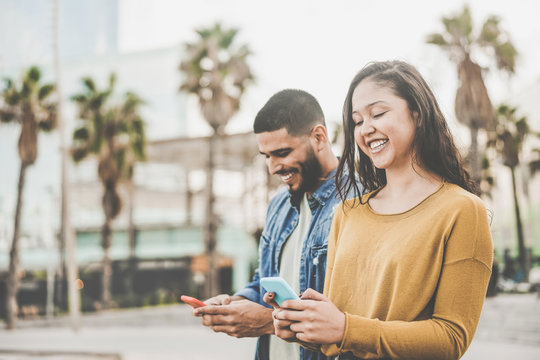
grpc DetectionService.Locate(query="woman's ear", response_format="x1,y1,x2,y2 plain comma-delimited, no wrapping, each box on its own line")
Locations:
412,111,420,126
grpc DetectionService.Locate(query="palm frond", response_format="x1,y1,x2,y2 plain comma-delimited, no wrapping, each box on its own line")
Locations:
426,33,451,48
108,73,117,90
530,159,540,176
3,88,21,106
479,16,501,44
38,84,55,101
37,104,57,132
73,127,91,141
83,77,96,92
494,41,517,73
26,66,41,84
0,109,16,123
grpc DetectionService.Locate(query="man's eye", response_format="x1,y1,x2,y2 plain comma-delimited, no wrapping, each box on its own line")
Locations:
373,111,388,118
276,151,290,157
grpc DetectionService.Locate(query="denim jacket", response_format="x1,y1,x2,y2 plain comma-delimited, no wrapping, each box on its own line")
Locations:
235,168,349,360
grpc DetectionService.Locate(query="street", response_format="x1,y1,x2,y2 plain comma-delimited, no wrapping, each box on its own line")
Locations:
0,293,539,359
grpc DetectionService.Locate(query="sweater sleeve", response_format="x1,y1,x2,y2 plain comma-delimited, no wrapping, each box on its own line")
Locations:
324,196,493,359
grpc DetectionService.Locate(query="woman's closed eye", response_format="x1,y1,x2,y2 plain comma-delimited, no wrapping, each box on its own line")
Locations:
373,111,388,118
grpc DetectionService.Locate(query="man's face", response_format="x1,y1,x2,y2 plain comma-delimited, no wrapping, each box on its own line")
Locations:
256,128,323,195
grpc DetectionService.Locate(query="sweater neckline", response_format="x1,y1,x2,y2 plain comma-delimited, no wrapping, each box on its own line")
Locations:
363,182,448,220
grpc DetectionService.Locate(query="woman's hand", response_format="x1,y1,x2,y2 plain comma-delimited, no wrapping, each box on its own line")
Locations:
273,288,346,345
263,291,298,341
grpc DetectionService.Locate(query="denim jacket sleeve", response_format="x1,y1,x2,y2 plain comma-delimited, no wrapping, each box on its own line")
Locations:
234,266,261,303
233,188,288,305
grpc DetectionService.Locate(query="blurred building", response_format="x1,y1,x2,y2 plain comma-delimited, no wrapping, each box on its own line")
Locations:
0,0,269,313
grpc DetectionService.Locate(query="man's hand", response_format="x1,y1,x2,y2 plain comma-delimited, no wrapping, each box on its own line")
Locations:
193,299,274,338
203,294,244,306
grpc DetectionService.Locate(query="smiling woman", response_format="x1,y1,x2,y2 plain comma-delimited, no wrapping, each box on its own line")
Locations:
268,61,494,360
351,81,416,174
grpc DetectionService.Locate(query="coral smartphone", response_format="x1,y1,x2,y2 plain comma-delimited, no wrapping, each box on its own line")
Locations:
260,277,300,307
180,295,207,308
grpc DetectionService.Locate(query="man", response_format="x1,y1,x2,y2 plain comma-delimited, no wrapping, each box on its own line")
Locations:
193,89,347,360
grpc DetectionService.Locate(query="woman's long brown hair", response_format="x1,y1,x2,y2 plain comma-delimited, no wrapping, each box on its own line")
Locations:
336,60,478,204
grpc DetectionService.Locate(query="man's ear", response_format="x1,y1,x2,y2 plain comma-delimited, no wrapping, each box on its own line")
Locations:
310,124,329,151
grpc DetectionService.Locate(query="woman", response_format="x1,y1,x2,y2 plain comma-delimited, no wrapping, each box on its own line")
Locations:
265,60,493,359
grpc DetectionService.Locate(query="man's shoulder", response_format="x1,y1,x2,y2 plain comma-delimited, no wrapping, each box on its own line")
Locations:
269,186,290,202
267,187,292,211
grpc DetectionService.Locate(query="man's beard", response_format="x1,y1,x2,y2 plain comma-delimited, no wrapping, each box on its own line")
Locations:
289,148,324,198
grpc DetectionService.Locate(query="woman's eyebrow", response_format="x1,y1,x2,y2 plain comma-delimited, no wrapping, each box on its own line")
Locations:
353,100,388,114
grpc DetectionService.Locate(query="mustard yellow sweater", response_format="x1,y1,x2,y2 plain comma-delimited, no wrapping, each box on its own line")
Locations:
321,183,493,359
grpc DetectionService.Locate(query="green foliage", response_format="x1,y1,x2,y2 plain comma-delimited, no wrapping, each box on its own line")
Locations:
38,84,55,101
0,109,15,122
427,5,519,190
491,104,532,171
0,65,57,152
426,33,448,47
71,74,147,178
530,149,540,176
479,16,501,43
427,4,517,75
442,5,473,44
179,22,254,132
27,66,41,83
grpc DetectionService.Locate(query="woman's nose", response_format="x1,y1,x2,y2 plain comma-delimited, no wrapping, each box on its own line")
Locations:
360,120,375,136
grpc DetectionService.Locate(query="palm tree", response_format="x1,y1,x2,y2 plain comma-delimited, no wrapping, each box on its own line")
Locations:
117,92,147,297
179,23,253,298
71,75,146,308
427,5,518,189
493,104,530,281
0,66,57,329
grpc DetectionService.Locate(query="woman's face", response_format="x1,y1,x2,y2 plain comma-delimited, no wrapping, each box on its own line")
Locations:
351,79,417,171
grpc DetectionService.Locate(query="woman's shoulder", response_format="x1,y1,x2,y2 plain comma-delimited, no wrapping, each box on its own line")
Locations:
440,183,487,211
340,189,378,209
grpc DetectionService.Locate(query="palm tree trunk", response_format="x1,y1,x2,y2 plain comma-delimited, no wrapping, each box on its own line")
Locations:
510,167,527,282
204,132,218,298
127,180,136,296
6,162,28,329
185,171,193,226
469,125,481,188
101,218,113,308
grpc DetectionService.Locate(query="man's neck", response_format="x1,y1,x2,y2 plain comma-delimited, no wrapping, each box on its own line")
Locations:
305,152,338,196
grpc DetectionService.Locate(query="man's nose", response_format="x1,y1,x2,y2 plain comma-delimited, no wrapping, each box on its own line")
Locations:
266,157,282,175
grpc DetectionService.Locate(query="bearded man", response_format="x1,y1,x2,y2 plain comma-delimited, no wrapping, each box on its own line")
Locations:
192,89,350,360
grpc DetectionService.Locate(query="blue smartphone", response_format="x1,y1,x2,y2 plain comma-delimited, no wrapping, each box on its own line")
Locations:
260,276,300,307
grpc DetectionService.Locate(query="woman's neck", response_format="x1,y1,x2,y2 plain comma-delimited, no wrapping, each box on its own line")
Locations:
369,163,442,214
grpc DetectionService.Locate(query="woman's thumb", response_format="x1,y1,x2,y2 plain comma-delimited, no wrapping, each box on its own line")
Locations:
300,288,327,301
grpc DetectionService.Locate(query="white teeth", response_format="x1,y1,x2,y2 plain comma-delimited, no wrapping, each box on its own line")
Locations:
369,139,388,149
281,173,293,181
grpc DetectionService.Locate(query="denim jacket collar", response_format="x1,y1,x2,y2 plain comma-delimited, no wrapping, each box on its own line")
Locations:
290,167,338,210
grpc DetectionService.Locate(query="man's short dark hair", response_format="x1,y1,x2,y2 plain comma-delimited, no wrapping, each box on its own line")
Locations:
253,89,325,136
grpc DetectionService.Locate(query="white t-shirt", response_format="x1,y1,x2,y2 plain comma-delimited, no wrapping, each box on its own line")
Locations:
269,195,312,360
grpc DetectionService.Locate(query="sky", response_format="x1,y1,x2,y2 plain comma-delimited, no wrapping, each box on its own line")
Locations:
118,0,540,137
1,0,539,238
